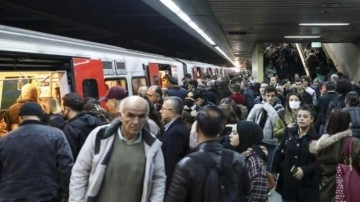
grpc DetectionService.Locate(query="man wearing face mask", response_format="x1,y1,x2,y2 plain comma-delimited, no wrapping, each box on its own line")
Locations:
61,93,103,160
184,91,200,113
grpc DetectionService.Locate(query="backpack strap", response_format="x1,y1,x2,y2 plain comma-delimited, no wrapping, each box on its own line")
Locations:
251,145,268,162
95,127,107,154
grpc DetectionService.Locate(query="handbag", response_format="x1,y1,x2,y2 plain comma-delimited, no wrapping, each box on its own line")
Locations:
335,137,360,202
266,172,277,191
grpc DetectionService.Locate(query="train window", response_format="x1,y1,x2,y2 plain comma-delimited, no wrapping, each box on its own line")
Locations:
102,61,113,69
131,77,147,95
1,77,30,109
116,62,125,69
104,77,128,91
83,79,99,99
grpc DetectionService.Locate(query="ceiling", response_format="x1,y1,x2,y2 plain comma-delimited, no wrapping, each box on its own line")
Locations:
0,0,359,67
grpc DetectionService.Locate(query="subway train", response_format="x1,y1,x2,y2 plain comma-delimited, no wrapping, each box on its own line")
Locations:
0,25,239,109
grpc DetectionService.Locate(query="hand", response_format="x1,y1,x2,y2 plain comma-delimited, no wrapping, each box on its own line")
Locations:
287,123,296,128
293,167,304,180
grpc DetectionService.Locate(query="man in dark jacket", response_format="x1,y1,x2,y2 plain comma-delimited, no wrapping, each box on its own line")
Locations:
315,81,337,134
166,106,250,202
0,102,73,201
61,93,103,160
168,77,187,101
295,78,313,106
159,96,189,191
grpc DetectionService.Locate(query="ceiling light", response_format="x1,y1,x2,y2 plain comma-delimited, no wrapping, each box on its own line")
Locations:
160,0,216,46
299,23,349,26
284,36,321,39
215,46,238,67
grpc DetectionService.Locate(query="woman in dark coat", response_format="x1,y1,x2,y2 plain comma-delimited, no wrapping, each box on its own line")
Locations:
309,109,360,202
272,105,320,202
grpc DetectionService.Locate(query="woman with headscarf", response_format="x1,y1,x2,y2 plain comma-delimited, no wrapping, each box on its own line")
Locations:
229,121,268,202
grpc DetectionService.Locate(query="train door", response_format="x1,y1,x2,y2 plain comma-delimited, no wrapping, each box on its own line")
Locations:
192,67,202,80
207,67,213,76
147,63,173,87
72,58,107,99
148,63,160,86
214,68,219,76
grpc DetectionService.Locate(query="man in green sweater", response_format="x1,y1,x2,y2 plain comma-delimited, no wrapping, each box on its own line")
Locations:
69,96,166,202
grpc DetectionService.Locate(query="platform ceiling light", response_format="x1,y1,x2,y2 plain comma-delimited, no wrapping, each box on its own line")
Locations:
299,23,350,26
159,0,216,46
215,46,239,67
284,36,321,39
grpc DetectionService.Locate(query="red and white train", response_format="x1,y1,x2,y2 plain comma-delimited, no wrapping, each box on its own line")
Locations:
0,25,239,109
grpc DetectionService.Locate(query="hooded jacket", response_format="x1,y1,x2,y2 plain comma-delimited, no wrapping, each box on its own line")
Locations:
69,120,166,202
309,129,360,202
247,103,280,145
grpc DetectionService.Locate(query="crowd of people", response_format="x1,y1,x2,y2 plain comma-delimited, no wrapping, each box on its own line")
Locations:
0,62,360,202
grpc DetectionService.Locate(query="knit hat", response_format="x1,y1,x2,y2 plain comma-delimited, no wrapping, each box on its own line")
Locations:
19,102,44,119
236,121,264,153
99,86,127,102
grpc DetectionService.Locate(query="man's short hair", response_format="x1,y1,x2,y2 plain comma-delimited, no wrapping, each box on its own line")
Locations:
335,79,353,94
189,79,198,88
192,88,206,100
62,93,84,112
295,78,302,83
241,79,250,88
184,73,192,79
331,74,339,82
346,91,360,106
169,77,178,85
164,96,184,114
264,85,277,94
325,81,336,91
302,76,311,84
119,96,149,115
196,106,224,137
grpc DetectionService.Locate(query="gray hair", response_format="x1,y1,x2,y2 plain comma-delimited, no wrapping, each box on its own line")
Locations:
164,96,184,114
119,96,149,114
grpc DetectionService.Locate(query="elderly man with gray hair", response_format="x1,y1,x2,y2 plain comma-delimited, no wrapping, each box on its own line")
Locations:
159,96,190,192
69,96,166,202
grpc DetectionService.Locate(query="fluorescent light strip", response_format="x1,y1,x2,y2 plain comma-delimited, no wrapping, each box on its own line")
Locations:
299,23,350,26
215,46,238,67
284,36,321,39
160,0,216,45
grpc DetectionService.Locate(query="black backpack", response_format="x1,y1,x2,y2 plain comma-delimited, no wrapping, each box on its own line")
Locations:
190,149,238,202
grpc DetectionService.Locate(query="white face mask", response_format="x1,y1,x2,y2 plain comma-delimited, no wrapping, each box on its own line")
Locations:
289,101,301,109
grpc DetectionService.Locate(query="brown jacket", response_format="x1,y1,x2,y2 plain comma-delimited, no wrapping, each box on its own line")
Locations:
309,129,360,202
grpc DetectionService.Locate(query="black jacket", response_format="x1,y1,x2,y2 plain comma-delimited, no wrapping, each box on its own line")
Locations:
166,140,250,202
0,120,73,201
158,117,189,191
272,126,320,202
63,111,103,160
315,92,337,125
